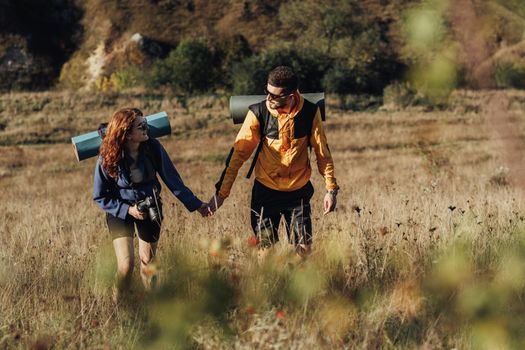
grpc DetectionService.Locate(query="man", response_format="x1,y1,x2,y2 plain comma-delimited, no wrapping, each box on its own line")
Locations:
210,66,339,256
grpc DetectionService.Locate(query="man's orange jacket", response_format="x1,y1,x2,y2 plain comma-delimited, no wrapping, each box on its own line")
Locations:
216,93,338,199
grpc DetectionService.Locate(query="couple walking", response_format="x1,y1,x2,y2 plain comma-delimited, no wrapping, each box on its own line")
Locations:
92,66,339,295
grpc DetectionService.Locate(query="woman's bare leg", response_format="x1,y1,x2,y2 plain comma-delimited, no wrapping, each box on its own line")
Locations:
138,238,157,291
112,237,134,301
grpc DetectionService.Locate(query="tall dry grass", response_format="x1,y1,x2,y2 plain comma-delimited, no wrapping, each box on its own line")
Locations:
1,90,525,349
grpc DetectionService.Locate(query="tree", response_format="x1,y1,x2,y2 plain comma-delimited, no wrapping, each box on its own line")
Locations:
278,0,362,55
277,0,406,94
215,35,252,89
231,48,330,95
149,39,215,93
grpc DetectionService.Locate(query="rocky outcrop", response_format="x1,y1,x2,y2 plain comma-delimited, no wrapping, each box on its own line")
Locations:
56,0,281,90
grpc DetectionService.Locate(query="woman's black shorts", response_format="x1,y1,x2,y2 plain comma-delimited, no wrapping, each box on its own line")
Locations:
106,211,162,243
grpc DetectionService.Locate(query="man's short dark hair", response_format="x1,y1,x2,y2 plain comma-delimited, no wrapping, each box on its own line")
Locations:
267,66,298,92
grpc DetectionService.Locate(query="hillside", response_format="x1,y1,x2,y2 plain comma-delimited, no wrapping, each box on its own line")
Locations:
1,0,524,93
0,0,284,91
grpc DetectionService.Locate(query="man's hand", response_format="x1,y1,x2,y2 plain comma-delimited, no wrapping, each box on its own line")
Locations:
128,204,146,220
207,194,225,215
323,191,337,215
196,202,212,217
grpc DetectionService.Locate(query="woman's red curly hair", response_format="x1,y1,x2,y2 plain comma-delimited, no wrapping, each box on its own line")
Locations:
100,108,143,179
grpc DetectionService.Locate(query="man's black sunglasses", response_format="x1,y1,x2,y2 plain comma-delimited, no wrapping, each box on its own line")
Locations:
264,88,293,100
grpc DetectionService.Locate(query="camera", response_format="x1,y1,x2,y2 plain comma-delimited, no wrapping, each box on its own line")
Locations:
136,196,162,223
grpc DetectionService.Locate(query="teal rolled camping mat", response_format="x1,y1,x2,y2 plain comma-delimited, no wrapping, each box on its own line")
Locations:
71,111,171,161
229,92,325,124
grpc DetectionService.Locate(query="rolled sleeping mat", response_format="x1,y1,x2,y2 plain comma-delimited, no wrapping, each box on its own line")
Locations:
71,111,171,161
229,92,325,124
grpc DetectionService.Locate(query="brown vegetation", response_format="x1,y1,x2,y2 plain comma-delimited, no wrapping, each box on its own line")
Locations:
1,90,525,348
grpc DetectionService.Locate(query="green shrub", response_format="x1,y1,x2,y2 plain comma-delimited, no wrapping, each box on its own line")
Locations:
495,62,525,89
148,39,215,93
322,63,354,94
336,94,383,111
110,65,143,92
93,65,144,93
383,82,417,108
58,52,89,90
231,48,330,94
215,35,252,89
277,0,405,95
383,81,453,110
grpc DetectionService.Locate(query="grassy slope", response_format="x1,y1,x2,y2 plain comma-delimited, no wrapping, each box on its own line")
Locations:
1,91,525,348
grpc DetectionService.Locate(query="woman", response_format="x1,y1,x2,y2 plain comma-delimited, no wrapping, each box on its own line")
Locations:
93,108,209,298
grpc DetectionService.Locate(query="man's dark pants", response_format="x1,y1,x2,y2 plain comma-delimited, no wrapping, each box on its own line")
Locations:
250,180,314,247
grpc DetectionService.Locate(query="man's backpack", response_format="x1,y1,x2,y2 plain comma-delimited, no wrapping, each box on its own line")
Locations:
214,96,323,194
245,98,319,178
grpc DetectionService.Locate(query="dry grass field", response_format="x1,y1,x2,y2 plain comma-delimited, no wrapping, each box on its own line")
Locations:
1,90,525,349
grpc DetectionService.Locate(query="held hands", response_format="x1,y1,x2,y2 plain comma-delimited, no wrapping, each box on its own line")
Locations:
323,190,338,215
195,195,224,218
196,201,213,217
131,201,216,219
207,194,225,215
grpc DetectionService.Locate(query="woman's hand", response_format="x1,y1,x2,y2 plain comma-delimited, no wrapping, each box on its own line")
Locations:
128,204,146,220
196,202,213,217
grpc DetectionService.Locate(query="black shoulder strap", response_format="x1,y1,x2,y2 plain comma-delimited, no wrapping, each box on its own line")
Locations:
214,101,268,193
246,102,269,179
301,99,318,148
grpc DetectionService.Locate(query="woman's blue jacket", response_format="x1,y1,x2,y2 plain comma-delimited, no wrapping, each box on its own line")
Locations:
93,138,201,219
